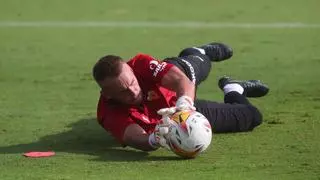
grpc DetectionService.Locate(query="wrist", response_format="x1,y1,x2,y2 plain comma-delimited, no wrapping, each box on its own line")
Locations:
148,133,160,149
177,95,194,105
176,95,195,111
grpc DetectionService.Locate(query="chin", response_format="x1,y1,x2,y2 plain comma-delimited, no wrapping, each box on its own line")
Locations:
132,99,142,105
131,96,143,105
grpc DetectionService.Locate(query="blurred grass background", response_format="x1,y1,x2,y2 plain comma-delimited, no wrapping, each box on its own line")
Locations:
0,0,319,179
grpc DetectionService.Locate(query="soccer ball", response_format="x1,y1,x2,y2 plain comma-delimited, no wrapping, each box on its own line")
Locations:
167,110,212,158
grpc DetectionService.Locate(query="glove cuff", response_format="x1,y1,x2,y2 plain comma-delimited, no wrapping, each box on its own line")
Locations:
177,95,194,106
176,95,195,111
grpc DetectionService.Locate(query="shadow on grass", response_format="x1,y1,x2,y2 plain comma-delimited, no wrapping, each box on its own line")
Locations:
0,118,182,162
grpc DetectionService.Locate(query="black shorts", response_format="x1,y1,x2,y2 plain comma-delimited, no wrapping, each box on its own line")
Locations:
164,49,263,133
195,96,262,133
164,54,212,86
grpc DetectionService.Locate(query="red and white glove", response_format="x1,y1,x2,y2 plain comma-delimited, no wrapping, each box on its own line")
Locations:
157,95,195,117
151,96,195,149
148,119,171,150
156,95,195,124
157,107,177,120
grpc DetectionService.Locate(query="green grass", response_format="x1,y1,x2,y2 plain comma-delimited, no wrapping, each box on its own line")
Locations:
0,0,320,179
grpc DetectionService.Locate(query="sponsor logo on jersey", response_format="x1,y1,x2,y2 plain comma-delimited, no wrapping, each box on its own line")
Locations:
149,60,167,77
149,60,158,70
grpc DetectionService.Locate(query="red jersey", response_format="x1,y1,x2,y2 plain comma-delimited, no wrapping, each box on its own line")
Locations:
97,53,177,144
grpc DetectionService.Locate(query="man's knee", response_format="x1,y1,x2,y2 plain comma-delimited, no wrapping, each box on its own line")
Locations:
179,48,202,57
182,55,212,84
233,105,263,132
249,106,263,130
164,55,211,86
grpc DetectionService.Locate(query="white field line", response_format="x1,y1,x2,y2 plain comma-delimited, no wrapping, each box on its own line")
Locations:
0,21,320,28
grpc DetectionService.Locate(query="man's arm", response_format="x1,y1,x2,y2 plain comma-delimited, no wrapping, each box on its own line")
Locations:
123,124,158,151
160,66,195,100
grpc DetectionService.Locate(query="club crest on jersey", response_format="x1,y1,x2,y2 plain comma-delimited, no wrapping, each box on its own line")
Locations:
147,90,160,101
149,60,167,77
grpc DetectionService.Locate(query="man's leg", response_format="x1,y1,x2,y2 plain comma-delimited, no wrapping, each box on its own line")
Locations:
164,54,212,86
164,42,233,86
195,77,269,133
195,93,262,132
178,42,233,62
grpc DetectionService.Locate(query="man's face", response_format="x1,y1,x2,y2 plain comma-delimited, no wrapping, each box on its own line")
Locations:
99,63,143,105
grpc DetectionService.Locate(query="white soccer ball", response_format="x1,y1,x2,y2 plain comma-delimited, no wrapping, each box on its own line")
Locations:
167,110,212,158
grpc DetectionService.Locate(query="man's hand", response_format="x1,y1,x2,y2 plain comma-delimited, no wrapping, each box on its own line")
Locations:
154,95,196,149
157,107,177,121
157,95,195,120
148,120,171,150
176,95,196,111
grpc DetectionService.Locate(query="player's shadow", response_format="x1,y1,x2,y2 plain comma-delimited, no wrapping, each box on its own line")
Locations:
0,118,181,162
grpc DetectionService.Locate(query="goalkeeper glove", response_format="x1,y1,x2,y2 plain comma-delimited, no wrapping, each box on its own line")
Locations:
148,120,171,150
175,95,196,111
152,95,195,149
157,95,195,119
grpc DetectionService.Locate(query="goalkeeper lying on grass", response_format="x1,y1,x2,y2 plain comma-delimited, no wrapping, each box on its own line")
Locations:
92,42,269,151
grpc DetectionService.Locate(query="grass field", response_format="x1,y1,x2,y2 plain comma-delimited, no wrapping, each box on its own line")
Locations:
1,0,320,179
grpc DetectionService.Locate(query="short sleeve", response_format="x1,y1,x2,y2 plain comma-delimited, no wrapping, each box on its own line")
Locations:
127,53,174,83
97,96,135,144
